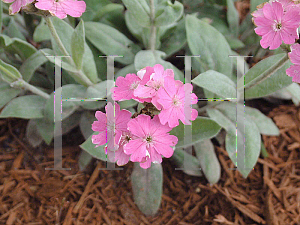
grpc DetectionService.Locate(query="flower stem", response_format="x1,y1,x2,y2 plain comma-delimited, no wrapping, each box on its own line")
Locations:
242,53,289,91
43,16,94,87
149,0,156,52
44,16,70,59
11,79,50,99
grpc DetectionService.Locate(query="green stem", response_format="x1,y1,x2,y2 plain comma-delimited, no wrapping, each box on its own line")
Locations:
0,2,2,34
43,16,94,87
11,79,50,99
44,16,70,59
149,0,156,52
242,54,289,91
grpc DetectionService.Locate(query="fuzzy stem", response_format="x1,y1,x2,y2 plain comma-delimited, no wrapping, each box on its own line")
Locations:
149,0,156,52
11,79,50,99
44,16,94,87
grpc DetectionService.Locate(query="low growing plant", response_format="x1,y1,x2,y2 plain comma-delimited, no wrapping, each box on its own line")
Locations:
0,0,299,215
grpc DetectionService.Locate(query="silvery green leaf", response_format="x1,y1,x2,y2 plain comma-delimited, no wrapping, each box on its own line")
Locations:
131,162,162,216
71,20,85,70
0,95,46,119
194,140,221,184
85,21,139,65
80,131,107,161
186,15,233,80
170,117,221,148
19,50,48,82
122,0,151,27
192,70,237,99
239,53,292,99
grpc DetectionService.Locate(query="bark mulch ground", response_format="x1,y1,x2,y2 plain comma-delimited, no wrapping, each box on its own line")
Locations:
0,104,299,225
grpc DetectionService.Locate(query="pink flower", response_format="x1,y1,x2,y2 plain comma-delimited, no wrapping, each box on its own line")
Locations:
107,131,132,166
91,102,131,151
286,65,300,83
253,1,300,50
124,115,178,169
112,71,151,102
286,44,300,83
157,76,198,128
2,0,34,15
134,64,174,110
288,44,300,65
35,0,86,19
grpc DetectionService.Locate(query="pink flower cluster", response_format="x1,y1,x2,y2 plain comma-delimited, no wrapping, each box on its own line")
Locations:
2,0,86,18
91,64,199,169
252,0,300,83
252,0,300,50
286,44,300,83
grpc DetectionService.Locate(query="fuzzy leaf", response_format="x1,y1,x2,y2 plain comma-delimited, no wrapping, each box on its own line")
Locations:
131,162,162,216
186,15,233,80
192,70,237,99
71,20,85,70
171,149,203,176
194,140,221,184
0,95,46,119
85,21,139,65
80,131,107,161
122,0,151,27
170,117,221,148
19,50,48,82
0,83,21,109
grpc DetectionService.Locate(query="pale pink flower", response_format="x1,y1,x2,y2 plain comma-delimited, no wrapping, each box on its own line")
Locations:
91,102,131,151
288,44,300,65
124,115,178,169
253,1,300,49
286,44,300,83
107,131,132,166
157,76,198,128
112,72,151,102
277,0,300,12
35,0,86,19
2,0,34,15
286,65,300,83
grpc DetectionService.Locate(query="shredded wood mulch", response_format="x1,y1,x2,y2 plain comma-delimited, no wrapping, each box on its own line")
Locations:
0,104,299,225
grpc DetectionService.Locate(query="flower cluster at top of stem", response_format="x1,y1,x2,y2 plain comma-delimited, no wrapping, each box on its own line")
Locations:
2,0,86,19
91,64,199,169
252,0,300,83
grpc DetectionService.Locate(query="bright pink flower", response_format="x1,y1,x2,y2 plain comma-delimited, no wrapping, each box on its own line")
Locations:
286,65,300,83
134,64,174,110
2,0,34,15
107,131,132,166
288,44,300,65
124,115,178,169
157,76,198,128
253,1,300,49
35,0,86,19
112,71,151,102
136,65,174,110
91,102,131,151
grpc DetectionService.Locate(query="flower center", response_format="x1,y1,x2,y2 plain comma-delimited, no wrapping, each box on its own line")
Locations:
145,135,152,143
55,0,59,2
153,81,163,90
172,95,182,107
125,135,131,142
273,21,282,31
130,81,139,90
